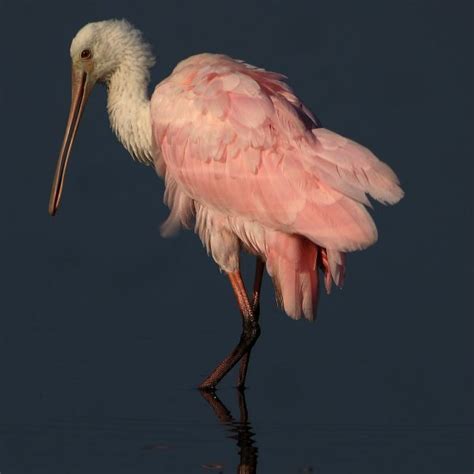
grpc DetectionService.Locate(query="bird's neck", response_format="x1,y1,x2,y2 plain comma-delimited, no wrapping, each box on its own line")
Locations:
106,62,161,171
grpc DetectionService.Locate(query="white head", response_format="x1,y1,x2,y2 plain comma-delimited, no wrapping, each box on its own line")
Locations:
69,20,155,84
49,20,155,216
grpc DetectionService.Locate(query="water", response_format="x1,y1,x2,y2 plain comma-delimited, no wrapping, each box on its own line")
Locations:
0,387,470,474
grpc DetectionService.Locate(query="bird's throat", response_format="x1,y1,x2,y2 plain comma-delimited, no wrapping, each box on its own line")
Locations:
107,65,155,167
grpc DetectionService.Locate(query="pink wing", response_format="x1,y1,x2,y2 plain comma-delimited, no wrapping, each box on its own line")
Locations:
151,54,403,252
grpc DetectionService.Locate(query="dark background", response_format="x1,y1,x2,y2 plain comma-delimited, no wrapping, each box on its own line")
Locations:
0,0,472,473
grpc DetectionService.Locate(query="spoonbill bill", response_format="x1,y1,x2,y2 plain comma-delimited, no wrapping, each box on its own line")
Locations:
49,20,404,390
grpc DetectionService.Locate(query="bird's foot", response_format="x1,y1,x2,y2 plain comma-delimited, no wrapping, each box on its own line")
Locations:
198,382,217,392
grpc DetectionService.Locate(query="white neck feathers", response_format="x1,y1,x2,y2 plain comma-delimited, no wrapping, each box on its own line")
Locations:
107,60,154,166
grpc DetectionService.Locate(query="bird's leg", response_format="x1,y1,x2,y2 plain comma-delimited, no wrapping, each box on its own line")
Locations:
199,270,260,390
237,257,265,389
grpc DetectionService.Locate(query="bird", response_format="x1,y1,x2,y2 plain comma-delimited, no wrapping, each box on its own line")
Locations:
49,19,404,390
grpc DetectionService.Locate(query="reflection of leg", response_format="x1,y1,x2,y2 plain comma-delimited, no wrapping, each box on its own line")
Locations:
238,257,265,389
237,387,249,423
199,271,260,390
199,389,233,423
236,389,258,473
199,389,258,474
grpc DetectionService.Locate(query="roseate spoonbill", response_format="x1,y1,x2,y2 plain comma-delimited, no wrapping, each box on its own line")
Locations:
49,20,404,390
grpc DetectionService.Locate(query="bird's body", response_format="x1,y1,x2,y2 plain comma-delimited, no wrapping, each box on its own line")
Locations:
151,53,402,319
49,20,403,389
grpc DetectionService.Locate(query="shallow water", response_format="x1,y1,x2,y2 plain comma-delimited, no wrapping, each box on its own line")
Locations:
0,387,470,474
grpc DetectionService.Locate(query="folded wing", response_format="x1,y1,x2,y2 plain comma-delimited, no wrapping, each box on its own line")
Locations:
151,54,403,252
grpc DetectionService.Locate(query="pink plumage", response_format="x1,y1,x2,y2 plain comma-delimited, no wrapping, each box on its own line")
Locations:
150,53,403,320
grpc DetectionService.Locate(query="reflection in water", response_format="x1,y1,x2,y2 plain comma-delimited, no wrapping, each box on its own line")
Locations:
200,389,258,473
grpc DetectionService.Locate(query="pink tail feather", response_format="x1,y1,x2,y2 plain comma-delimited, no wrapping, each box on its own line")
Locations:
265,233,319,320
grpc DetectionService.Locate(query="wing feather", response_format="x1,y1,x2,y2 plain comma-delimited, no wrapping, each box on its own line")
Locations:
151,54,403,251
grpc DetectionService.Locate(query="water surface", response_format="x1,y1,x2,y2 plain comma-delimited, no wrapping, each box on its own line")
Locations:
0,386,470,473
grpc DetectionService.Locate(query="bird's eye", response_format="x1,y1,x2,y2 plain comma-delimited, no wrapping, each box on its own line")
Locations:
81,49,92,59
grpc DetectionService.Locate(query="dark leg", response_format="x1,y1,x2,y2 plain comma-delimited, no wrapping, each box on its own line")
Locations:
199,270,260,390
237,257,265,389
